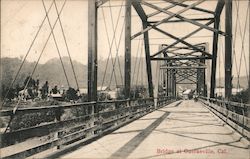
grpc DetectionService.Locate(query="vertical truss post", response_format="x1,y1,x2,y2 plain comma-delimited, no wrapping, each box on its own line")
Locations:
225,0,232,100
210,17,220,98
210,0,224,98
125,0,132,99
163,70,167,96
143,22,154,98
201,59,206,96
170,69,173,97
173,69,176,98
166,68,169,96
197,68,201,95
88,0,98,102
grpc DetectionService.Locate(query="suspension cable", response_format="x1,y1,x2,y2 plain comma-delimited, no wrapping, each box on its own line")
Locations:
54,0,80,89
232,0,240,89
132,38,142,86
108,21,126,88
100,2,124,91
108,0,124,84
42,0,70,88
2,1,55,106
235,0,249,83
100,7,118,90
4,0,67,133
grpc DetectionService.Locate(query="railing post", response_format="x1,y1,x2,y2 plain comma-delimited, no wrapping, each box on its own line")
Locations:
55,108,63,149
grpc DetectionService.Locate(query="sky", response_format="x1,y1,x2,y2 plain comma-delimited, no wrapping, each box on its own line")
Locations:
1,0,249,79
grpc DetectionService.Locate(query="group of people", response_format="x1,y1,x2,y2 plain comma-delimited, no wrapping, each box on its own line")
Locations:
17,76,50,101
2,76,81,102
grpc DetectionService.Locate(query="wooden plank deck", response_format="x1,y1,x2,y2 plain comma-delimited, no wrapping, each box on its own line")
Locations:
61,100,249,159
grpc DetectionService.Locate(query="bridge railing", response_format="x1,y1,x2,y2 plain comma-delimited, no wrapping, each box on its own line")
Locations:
0,97,175,159
199,96,250,139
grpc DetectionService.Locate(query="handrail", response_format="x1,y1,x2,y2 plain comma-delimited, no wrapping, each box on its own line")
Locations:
198,96,249,139
0,97,175,159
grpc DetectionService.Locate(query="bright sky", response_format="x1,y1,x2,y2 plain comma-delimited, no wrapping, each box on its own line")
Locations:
1,0,249,78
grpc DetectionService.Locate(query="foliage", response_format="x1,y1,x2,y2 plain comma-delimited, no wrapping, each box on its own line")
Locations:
116,85,147,100
231,87,249,104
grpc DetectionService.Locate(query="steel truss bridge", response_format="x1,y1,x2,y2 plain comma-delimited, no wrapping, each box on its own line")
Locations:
0,0,249,158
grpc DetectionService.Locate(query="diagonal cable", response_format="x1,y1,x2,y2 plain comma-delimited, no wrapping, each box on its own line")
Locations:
42,0,70,88
54,0,79,89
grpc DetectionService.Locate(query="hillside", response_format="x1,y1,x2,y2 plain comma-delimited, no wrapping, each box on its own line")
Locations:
0,57,151,90
1,57,248,91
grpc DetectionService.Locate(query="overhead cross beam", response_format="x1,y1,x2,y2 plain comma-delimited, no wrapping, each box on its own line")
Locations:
162,0,215,14
131,0,205,39
151,26,212,58
148,17,214,24
147,0,186,18
141,0,225,36
150,19,214,58
151,56,212,61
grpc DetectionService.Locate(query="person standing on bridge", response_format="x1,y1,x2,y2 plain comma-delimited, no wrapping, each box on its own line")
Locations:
41,81,49,99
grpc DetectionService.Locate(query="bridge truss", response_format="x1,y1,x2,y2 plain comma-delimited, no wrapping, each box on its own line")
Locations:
88,0,234,102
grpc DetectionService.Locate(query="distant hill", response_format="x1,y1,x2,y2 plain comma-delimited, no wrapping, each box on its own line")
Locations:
0,56,151,90
2,57,247,92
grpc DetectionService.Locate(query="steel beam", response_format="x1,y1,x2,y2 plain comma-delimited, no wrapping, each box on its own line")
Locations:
141,1,225,36
132,0,154,98
132,0,147,22
151,20,214,58
151,56,212,61
88,0,98,101
160,66,206,69
152,26,212,58
131,0,205,39
210,0,224,98
225,0,232,100
147,1,185,18
143,22,154,98
97,0,109,7
162,0,215,14
124,0,132,99
148,18,214,23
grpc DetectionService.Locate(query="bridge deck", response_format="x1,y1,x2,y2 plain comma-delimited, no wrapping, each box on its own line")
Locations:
61,100,249,159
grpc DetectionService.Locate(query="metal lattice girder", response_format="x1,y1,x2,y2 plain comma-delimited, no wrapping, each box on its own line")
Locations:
130,0,226,97
150,19,214,58
131,0,206,39
151,26,212,58
162,0,215,14
140,1,225,36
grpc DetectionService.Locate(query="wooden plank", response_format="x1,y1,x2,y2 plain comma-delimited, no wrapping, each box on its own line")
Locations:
1,115,91,148
0,102,95,117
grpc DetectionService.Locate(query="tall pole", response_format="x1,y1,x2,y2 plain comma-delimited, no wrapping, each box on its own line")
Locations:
143,22,154,98
88,0,98,101
124,0,132,99
210,0,224,98
225,0,232,100
210,17,220,98
197,68,201,95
